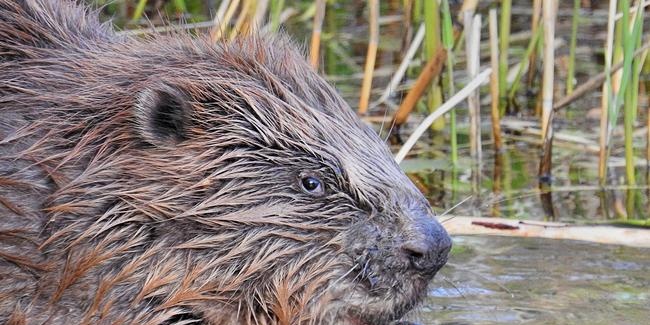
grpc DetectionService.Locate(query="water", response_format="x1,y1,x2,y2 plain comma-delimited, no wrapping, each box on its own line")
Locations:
400,143,650,221
417,236,650,325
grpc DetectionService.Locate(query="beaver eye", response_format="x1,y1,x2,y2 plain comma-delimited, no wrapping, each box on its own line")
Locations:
301,176,324,195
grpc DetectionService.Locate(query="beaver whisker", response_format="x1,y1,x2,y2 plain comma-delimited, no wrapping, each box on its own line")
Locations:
382,116,398,144
445,263,513,297
441,276,468,300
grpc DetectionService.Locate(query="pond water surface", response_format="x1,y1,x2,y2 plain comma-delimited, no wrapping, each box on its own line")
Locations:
416,236,650,325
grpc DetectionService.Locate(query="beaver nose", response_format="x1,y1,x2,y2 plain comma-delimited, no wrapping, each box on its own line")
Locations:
400,210,452,274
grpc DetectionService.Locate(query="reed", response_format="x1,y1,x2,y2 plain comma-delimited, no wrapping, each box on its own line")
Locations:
252,0,270,30
537,0,558,189
498,0,512,115
358,0,379,115
132,0,147,22
424,0,444,130
269,0,284,32
598,0,618,184
376,24,425,106
210,0,240,41
229,0,251,38
489,8,502,151
540,0,557,140
325,2,337,76
526,0,542,88
393,49,447,126
644,53,650,187
309,0,326,69
507,23,542,107
464,11,482,196
412,0,421,26
621,0,644,187
624,27,635,189
172,0,187,14
440,0,457,165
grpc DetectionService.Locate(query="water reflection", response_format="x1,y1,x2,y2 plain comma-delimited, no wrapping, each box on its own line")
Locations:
416,236,650,325
403,144,650,221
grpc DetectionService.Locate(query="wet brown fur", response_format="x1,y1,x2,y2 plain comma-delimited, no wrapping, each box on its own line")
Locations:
0,1,450,324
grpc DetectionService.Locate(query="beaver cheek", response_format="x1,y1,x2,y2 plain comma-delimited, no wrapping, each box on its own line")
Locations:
345,222,410,272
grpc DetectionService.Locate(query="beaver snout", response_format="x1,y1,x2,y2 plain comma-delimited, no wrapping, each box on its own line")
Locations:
400,208,452,276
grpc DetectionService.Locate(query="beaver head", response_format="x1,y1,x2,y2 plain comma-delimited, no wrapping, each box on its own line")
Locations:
0,1,451,324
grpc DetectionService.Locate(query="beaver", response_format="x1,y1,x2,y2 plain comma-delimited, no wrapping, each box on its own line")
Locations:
0,1,451,324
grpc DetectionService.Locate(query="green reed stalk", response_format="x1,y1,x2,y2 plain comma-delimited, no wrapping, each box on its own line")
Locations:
441,0,456,166
526,0,542,89
172,0,187,14
566,0,580,95
424,0,444,131
621,0,644,187
412,0,422,24
629,8,644,122
498,0,512,116
269,0,284,32
132,0,148,21
507,23,542,102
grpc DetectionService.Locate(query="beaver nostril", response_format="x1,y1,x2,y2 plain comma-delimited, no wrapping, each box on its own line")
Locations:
401,242,428,263
399,212,452,274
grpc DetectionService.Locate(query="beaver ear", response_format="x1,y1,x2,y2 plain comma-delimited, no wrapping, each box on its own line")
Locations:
135,83,191,146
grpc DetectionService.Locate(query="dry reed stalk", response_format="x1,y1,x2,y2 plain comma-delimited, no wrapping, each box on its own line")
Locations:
489,9,502,151
229,0,252,38
540,0,557,139
458,0,479,20
538,0,558,183
358,0,379,114
262,7,296,34
375,24,425,106
464,12,481,162
598,0,619,183
309,0,327,69
392,48,447,126
395,68,492,163
215,0,231,21
252,0,270,30
210,0,241,41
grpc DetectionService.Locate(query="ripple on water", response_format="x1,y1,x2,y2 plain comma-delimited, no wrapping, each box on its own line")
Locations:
420,236,650,325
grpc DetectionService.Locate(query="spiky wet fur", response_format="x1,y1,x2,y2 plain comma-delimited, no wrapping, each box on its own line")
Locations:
0,1,450,324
